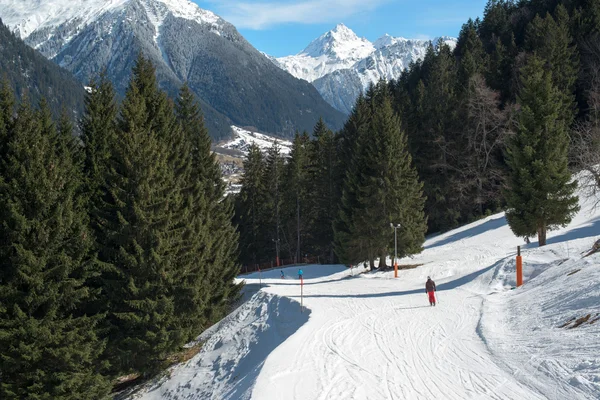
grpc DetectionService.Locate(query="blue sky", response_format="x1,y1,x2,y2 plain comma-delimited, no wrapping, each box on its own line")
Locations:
195,0,488,57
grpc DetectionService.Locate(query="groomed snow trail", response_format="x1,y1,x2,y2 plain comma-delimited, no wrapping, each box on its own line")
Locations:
251,264,545,400
133,181,599,400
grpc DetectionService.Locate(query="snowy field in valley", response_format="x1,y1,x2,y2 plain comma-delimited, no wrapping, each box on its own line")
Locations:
130,185,600,400
219,126,293,156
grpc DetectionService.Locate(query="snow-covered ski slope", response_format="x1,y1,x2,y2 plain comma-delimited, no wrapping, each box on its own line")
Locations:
133,182,600,400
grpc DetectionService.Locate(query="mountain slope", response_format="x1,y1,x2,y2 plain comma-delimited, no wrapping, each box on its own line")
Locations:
0,0,346,139
127,175,600,400
274,24,457,113
0,20,85,121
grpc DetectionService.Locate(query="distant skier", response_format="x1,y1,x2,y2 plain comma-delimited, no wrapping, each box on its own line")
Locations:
280,270,285,279
425,276,436,306
298,268,304,280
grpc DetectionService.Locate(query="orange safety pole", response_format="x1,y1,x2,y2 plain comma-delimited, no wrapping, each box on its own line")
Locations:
516,246,523,287
394,261,398,278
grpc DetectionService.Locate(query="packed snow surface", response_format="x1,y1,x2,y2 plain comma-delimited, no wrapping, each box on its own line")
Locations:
220,126,292,156
131,178,600,399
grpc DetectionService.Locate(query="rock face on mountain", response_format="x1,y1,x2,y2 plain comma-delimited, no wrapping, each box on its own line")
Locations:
0,19,85,121
0,0,346,139
274,24,457,114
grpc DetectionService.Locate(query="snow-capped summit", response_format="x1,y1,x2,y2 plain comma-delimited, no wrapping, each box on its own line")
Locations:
275,23,375,84
2,0,222,38
273,25,457,114
373,33,406,49
301,23,374,60
0,0,346,139
1,0,224,57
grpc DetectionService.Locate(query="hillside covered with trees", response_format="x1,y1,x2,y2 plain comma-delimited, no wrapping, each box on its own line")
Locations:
0,19,85,121
234,0,599,267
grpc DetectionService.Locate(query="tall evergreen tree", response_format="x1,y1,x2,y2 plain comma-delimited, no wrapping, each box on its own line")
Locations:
175,83,241,329
307,118,338,263
0,79,14,161
0,97,110,399
236,144,268,265
334,96,372,265
456,19,487,88
81,72,118,212
262,141,286,264
283,132,311,262
525,7,580,125
335,84,426,267
96,56,188,375
505,56,579,246
421,42,461,231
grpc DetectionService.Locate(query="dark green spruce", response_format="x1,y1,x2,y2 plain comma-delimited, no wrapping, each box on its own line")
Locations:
236,144,268,266
505,56,579,246
0,94,110,399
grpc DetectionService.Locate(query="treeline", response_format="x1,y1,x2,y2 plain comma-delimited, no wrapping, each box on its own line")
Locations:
235,83,428,269
0,55,241,399
389,0,599,240
235,0,600,266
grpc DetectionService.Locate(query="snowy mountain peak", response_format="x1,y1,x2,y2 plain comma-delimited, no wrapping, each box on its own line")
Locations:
0,0,223,40
273,25,457,114
329,23,358,39
301,23,374,60
373,33,407,49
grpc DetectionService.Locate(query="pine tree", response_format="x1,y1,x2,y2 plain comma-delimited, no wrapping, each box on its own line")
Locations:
505,56,579,246
283,132,311,262
236,144,268,265
262,141,286,264
0,79,14,161
96,56,187,375
307,118,338,263
0,97,110,399
421,42,461,231
175,83,241,331
456,19,487,88
81,72,118,214
525,7,580,125
335,84,426,267
334,96,372,265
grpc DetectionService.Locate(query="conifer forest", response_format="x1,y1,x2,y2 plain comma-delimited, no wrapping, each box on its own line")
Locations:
1,0,599,398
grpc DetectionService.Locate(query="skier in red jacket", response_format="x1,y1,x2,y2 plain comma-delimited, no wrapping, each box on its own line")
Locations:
425,276,436,306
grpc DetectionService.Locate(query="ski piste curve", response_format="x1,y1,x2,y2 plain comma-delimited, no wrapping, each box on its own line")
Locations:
132,179,600,400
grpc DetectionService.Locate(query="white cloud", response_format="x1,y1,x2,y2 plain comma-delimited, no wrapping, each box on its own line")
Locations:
207,0,389,29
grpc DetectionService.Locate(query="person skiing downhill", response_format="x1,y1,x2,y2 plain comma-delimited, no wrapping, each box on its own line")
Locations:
298,269,304,280
425,276,436,306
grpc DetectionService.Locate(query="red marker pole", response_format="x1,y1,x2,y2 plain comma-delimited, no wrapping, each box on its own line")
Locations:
516,246,523,287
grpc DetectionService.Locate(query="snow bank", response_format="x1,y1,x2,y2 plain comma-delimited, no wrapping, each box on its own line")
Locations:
131,291,310,400
481,241,600,399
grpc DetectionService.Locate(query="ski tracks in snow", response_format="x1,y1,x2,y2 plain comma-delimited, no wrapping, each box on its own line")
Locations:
254,274,545,400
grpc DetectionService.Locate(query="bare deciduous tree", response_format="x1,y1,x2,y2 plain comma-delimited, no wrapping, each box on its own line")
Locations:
571,34,600,209
458,74,510,216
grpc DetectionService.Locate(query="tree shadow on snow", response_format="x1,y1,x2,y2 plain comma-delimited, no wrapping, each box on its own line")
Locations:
140,290,310,400
293,264,497,299
545,216,600,246
425,216,507,250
